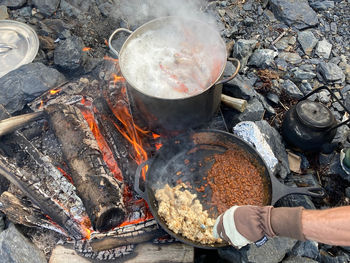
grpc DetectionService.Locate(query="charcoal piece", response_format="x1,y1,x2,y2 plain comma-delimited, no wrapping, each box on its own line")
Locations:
45,104,126,231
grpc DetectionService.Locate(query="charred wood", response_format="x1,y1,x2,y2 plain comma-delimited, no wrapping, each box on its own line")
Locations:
0,191,64,234
0,157,85,239
45,104,126,232
89,219,160,251
0,105,85,224
92,97,136,185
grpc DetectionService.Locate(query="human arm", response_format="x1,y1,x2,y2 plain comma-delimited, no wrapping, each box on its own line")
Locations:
213,205,350,248
302,206,350,246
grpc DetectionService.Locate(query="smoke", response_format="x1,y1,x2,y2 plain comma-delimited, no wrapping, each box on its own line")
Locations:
113,0,219,29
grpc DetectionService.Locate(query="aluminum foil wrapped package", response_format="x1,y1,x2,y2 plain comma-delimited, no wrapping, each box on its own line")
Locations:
233,121,278,174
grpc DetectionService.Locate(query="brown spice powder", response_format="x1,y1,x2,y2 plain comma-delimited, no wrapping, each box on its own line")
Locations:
207,147,266,214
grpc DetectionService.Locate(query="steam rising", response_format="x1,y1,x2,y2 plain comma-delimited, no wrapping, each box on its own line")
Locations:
113,0,218,28
120,18,226,99
114,0,226,99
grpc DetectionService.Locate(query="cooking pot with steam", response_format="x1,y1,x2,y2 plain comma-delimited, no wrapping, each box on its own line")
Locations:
109,16,240,133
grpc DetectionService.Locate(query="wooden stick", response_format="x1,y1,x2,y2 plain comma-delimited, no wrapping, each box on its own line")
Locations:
0,111,44,137
221,94,247,112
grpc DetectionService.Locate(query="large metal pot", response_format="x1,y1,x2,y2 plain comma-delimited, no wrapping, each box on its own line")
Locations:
109,17,240,133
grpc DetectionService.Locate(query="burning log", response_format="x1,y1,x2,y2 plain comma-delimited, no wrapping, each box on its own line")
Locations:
45,104,126,232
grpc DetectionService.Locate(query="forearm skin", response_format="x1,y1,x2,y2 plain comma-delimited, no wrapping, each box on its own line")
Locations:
302,206,350,246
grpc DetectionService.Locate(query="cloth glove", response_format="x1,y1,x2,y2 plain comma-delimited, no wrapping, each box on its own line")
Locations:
213,205,305,249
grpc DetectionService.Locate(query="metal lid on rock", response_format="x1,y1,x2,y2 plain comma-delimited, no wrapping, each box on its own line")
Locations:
295,100,335,130
0,20,39,78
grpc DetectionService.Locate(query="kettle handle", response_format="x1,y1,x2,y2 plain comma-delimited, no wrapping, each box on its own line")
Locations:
108,28,133,58
300,86,350,131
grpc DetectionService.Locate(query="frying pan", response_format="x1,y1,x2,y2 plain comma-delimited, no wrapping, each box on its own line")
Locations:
134,130,324,249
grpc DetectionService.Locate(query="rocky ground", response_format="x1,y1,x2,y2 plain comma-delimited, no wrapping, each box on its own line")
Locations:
0,0,350,262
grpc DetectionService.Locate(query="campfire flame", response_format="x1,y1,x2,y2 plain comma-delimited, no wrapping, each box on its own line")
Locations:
80,105,123,182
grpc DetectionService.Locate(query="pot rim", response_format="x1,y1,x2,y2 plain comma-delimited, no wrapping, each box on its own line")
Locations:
118,16,228,100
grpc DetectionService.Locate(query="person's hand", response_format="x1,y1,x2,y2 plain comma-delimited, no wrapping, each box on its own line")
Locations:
213,205,305,249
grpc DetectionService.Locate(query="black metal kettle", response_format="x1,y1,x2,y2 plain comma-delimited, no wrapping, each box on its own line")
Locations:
282,86,350,152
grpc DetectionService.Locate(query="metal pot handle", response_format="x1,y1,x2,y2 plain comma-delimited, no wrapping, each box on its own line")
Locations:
215,58,241,85
134,160,151,200
108,28,133,58
270,174,325,205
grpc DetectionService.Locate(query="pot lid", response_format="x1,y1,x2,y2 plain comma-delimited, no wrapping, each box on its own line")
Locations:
295,100,335,129
0,20,39,78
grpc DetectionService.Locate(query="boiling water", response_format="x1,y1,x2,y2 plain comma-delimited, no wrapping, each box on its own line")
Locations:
120,20,226,99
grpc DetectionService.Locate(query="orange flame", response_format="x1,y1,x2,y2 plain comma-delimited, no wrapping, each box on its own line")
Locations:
112,73,125,84
57,167,74,184
80,107,123,181
49,88,61,95
82,47,91,52
108,84,148,179
103,56,118,62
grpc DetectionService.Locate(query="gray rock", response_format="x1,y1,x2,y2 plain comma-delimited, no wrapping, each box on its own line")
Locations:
264,9,277,22
32,0,60,16
317,62,346,83
299,81,312,95
243,17,255,26
278,52,302,64
275,58,288,71
290,241,319,260
319,249,350,263
282,79,304,99
54,36,85,70
258,95,276,115
297,31,318,56
246,237,297,263
267,92,280,104
248,49,278,68
0,213,5,234
223,74,257,100
255,120,290,178
236,98,265,122
274,36,291,51
318,90,330,103
0,224,47,263
18,6,31,16
345,187,350,198
233,39,258,69
330,22,337,34
320,152,349,181
269,0,318,29
60,0,95,16
315,39,332,59
283,256,319,263
0,62,66,113
223,61,238,78
0,5,8,19
291,67,317,81
0,0,26,8
310,0,334,11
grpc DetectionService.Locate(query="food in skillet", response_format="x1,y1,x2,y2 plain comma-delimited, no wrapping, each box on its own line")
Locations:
155,183,222,244
207,148,266,214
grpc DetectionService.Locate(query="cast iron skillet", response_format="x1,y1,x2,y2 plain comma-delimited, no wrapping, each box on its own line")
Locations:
134,130,324,249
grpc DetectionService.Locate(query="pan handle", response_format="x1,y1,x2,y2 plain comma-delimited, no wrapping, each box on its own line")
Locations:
134,160,151,200
270,175,325,205
214,58,240,85
108,28,133,58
